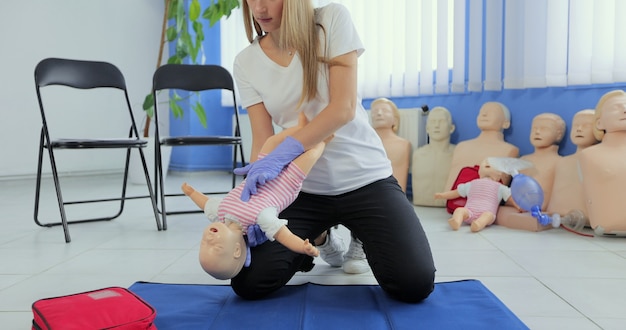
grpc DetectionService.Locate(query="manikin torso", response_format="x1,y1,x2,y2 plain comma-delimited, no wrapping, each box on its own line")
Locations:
580,134,626,233
371,99,411,192
579,91,626,234
445,102,519,191
547,110,597,224
519,147,561,210
496,113,565,231
412,107,456,207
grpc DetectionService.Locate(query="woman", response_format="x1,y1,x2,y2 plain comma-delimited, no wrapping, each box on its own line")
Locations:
232,0,435,303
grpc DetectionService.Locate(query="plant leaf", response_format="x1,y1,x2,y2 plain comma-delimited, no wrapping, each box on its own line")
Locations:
174,0,185,33
192,21,204,41
167,0,178,20
189,0,201,21
142,94,155,117
166,26,177,42
192,101,207,128
167,54,183,64
147,0,242,126
170,99,184,118
179,30,193,61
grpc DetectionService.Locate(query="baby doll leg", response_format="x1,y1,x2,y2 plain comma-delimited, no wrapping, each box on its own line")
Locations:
470,212,495,232
448,207,469,230
181,183,209,211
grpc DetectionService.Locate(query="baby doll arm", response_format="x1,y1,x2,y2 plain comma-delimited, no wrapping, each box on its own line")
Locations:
257,207,319,257
501,186,523,212
182,182,208,210
274,227,320,257
182,182,221,222
435,182,470,200
434,190,461,200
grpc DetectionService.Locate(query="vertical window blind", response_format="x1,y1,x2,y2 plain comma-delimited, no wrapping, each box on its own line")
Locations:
219,0,626,102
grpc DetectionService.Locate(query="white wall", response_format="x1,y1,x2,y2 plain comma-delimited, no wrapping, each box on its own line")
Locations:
0,0,164,179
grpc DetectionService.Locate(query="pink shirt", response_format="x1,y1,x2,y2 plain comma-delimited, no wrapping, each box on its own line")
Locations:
457,178,511,222
215,162,306,230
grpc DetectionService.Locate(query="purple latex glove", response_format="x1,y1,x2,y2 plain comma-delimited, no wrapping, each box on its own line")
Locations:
244,224,269,267
246,224,269,247
234,136,304,201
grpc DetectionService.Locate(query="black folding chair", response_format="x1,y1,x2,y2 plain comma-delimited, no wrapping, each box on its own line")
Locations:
33,58,162,243
152,64,246,229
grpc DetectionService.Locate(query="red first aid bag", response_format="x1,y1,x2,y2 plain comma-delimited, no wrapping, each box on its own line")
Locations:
32,287,156,330
446,165,480,214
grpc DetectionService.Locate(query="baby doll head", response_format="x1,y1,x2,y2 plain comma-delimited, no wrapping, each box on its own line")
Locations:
478,158,512,185
198,221,247,280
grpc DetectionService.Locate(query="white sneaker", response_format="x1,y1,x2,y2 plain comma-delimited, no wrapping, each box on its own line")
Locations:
317,229,345,267
342,237,370,274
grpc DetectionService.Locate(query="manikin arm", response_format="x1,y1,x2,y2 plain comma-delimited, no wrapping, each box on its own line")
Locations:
504,195,523,212
434,190,461,200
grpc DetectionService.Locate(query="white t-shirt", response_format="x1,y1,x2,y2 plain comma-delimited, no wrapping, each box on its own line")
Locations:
234,3,392,195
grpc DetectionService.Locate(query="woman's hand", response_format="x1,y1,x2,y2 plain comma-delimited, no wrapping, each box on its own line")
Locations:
234,136,304,201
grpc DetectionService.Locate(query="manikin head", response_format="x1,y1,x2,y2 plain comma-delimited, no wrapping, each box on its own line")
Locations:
570,109,598,149
476,102,511,132
592,89,626,141
479,158,511,185
426,107,455,142
529,113,566,148
199,221,247,280
371,97,401,133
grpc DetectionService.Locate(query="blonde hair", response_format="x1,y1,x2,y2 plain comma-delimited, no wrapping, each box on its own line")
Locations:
593,90,626,141
371,97,401,132
242,0,322,108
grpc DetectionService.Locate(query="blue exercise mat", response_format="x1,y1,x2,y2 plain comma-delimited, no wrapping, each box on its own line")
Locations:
129,280,528,330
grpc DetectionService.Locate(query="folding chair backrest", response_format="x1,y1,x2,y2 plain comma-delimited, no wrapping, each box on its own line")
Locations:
34,58,139,140
152,64,234,92
35,58,127,90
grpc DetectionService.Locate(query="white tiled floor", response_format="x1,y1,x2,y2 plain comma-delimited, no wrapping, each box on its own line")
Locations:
1,171,626,329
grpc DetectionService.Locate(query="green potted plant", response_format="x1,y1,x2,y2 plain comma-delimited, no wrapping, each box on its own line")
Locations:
142,0,240,138
130,0,240,184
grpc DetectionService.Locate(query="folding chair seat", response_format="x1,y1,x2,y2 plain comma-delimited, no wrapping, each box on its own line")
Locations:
33,57,162,243
151,64,245,229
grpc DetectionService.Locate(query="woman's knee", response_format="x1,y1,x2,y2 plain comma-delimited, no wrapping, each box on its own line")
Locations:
231,279,271,300
380,267,435,303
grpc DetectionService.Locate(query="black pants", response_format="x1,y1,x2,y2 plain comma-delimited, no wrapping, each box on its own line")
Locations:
231,176,436,303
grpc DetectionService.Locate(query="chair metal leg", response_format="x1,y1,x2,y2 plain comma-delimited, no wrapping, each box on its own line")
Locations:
33,133,71,243
154,142,247,227
136,146,162,231
155,142,169,230
231,142,246,188
34,132,162,242
231,144,238,188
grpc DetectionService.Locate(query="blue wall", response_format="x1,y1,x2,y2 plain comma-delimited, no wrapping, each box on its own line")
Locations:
169,13,626,171
167,13,235,172
364,84,626,157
